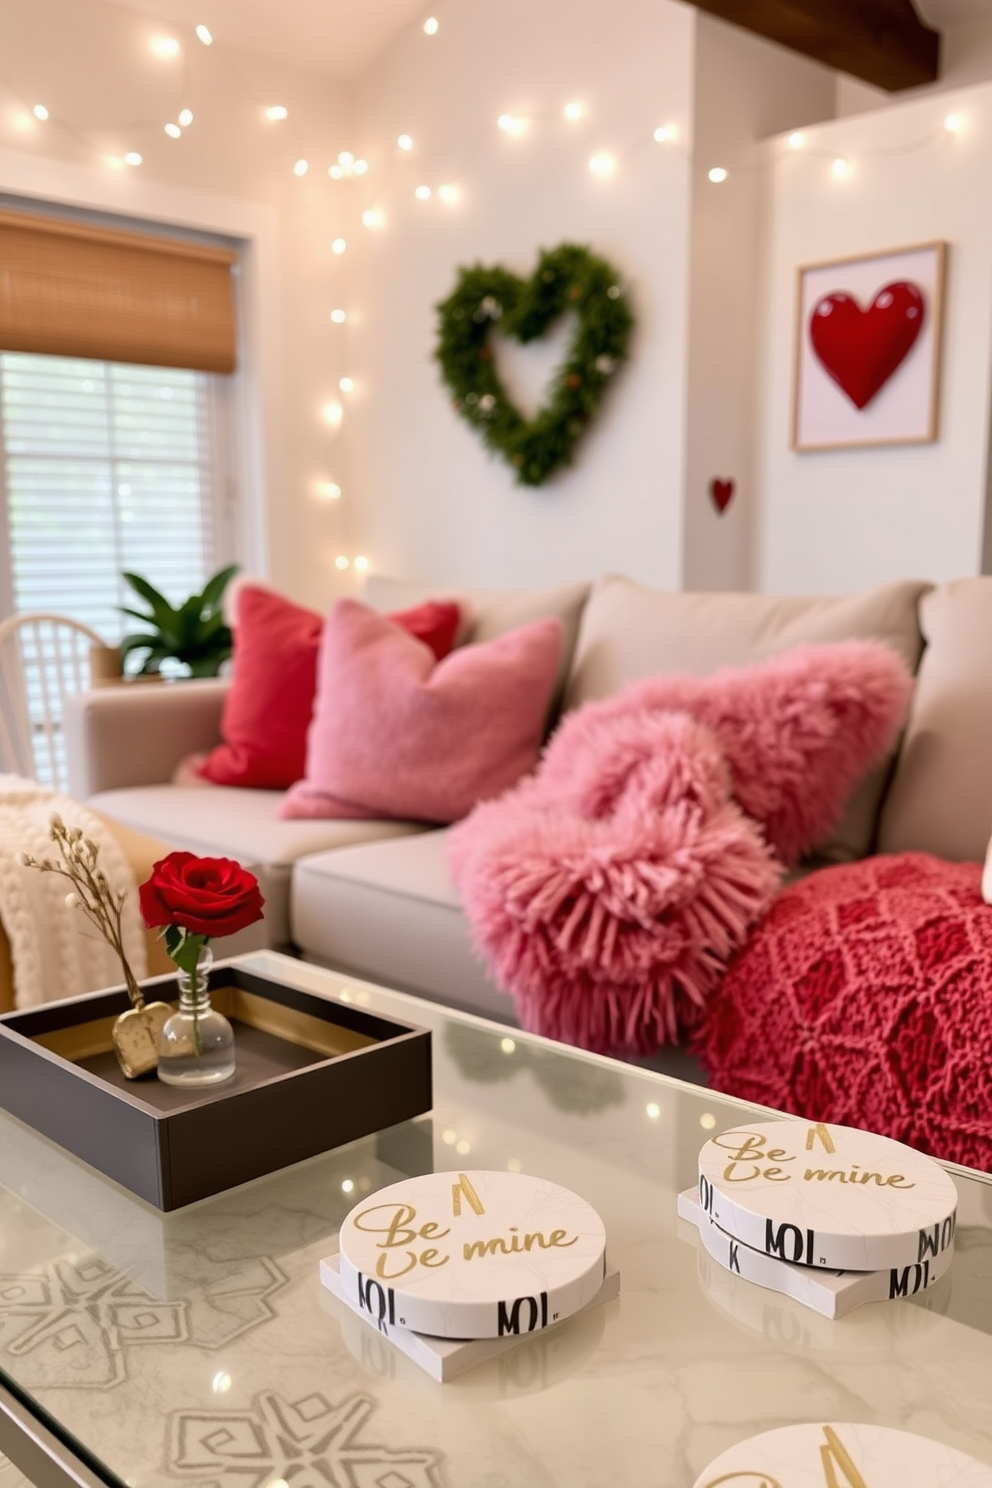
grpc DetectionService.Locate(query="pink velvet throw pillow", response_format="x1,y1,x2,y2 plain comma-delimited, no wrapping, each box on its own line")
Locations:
279,599,563,823
197,586,460,791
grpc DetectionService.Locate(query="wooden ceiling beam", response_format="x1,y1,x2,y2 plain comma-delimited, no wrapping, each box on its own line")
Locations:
689,0,940,91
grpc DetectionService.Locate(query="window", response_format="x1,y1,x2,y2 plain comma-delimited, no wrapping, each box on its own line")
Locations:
0,351,223,646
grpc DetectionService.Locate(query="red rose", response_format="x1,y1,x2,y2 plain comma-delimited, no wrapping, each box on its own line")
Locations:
140,852,265,939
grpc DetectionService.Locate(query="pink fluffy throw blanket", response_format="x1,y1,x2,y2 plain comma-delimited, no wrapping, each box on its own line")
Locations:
449,640,913,1056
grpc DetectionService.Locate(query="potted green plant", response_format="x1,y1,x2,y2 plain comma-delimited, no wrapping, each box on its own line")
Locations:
119,564,239,679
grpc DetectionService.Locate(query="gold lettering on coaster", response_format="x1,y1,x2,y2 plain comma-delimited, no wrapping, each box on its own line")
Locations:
463,1227,578,1261
819,1425,869,1488
351,1202,452,1281
805,1123,836,1153
713,1131,795,1183
451,1172,485,1217
803,1166,914,1188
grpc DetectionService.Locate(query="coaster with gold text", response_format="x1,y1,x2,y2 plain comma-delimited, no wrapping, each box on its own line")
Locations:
693,1421,992,1487
337,1169,606,1339
698,1120,957,1271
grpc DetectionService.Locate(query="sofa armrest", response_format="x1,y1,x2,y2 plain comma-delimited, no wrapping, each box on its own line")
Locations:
65,680,229,797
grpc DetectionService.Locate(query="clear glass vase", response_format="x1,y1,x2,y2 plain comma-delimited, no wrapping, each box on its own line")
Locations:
156,945,236,1087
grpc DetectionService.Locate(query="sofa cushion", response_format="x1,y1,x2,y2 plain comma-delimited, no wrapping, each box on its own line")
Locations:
877,577,992,863
362,574,591,719
289,830,711,1083
197,585,460,791
280,602,563,824
290,829,515,1022
564,575,931,861
87,784,425,946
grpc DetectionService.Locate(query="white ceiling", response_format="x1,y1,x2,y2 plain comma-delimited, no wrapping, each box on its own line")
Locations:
106,0,429,80
104,0,992,82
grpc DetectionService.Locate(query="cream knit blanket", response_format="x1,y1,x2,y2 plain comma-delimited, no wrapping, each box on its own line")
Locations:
0,776,148,1009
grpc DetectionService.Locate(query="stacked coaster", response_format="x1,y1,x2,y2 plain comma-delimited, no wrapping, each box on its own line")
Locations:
679,1119,957,1318
694,1423,992,1486
320,1169,617,1382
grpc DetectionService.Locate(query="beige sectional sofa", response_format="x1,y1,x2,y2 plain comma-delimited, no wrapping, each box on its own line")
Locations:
64,572,992,1071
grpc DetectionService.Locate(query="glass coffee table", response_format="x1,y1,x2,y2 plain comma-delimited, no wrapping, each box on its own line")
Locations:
1,951,991,1487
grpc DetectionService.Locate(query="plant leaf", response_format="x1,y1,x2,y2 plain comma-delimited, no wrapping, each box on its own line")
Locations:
199,563,240,615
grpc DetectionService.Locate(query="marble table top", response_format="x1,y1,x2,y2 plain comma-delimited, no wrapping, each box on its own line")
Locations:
1,949,991,1488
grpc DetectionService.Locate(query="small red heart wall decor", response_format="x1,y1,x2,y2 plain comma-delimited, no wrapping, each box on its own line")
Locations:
710,477,735,514
808,279,925,410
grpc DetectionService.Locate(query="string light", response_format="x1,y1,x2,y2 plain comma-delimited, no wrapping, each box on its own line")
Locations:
124,151,142,166
265,105,288,121
294,159,309,176
330,308,347,323
944,114,960,132
437,183,459,203
329,164,344,179
331,237,346,254
195,24,212,45
164,122,181,138
588,151,616,177
361,208,381,226
339,377,354,392
322,400,343,426
151,36,180,57
708,166,727,183
832,156,849,177
497,114,528,136
32,104,48,121
353,159,368,175
335,555,350,570
788,131,805,149
317,480,341,499
653,124,677,142
339,151,355,169
397,134,413,151
563,101,583,121
423,16,439,35
354,556,369,572
414,184,431,199
178,108,193,127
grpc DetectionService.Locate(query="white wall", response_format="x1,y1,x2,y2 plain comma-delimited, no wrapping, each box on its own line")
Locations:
348,0,696,593
756,80,992,594
682,14,836,592
0,0,358,610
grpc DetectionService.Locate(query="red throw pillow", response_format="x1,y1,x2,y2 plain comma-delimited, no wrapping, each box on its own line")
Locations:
695,854,992,1171
198,586,460,789
279,599,563,823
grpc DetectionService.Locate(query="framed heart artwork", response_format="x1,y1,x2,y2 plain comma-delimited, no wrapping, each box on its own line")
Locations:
791,241,947,452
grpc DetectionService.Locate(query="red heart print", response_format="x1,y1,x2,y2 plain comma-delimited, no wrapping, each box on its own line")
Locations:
808,279,925,410
710,478,734,514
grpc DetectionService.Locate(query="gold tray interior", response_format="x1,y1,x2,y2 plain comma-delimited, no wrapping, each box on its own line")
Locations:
29,985,377,1104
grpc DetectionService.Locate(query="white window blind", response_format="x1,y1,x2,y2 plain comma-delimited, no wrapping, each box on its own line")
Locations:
0,351,216,644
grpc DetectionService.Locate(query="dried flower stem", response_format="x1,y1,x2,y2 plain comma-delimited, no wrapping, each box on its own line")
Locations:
20,814,145,1009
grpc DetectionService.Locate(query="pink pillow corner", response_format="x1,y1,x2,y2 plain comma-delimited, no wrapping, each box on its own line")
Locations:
279,600,563,824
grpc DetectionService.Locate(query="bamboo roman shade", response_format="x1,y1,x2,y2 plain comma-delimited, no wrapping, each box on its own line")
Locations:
0,210,237,373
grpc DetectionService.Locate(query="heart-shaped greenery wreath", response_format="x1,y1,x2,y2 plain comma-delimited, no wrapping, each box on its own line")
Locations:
434,243,634,488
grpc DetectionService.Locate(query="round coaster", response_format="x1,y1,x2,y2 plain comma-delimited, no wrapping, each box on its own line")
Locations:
698,1120,957,1271
693,1422,992,1487
680,1185,954,1319
337,1170,607,1339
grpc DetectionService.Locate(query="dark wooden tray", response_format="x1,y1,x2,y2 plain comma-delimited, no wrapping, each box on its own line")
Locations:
0,963,432,1210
